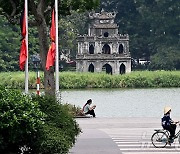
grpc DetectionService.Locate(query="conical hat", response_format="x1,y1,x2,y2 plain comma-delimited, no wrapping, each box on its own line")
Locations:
164,106,171,114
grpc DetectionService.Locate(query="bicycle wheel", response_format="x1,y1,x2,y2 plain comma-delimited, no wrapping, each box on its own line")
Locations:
151,131,168,148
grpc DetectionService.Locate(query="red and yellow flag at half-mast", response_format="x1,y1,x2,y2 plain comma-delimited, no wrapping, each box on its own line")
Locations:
19,7,27,70
46,42,56,70
19,39,27,70
50,9,55,42
46,8,56,70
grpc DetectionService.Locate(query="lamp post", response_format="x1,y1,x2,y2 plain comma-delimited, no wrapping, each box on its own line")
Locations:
31,54,41,95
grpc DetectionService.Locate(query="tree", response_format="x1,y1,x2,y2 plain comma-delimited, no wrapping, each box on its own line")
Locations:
31,95,81,154
100,0,150,60
59,11,89,59
150,46,180,70
101,0,180,64
0,86,81,153
0,86,45,153
0,15,20,71
0,0,99,96
0,15,40,72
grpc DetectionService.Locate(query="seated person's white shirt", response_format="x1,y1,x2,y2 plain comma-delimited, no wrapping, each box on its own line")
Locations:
83,104,90,114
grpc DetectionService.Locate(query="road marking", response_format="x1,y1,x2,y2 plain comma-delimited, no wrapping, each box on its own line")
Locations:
122,152,180,154
119,147,180,150
101,128,180,154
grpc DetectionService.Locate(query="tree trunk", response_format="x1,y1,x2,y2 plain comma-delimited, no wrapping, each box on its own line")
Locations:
37,25,55,96
35,1,55,96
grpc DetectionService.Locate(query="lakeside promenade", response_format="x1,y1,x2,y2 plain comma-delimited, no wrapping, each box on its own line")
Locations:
69,117,180,154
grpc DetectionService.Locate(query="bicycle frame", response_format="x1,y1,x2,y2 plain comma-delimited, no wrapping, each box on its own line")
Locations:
174,130,180,139
151,124,180,148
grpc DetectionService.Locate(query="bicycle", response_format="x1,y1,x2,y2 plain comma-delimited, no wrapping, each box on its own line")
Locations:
151,123,180,148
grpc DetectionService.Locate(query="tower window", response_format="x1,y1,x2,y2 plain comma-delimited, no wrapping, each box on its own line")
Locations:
104,32,109,37
89,44,94,54
102,44,111,54
119,44,124,54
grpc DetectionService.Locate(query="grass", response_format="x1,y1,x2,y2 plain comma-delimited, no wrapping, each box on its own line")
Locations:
0,71,180,89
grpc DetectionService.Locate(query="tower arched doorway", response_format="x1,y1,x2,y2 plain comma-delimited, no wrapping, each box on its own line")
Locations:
102,64,112,74
88,64,94,72
120,64,126,74
102,44,111,54
89,44,94,54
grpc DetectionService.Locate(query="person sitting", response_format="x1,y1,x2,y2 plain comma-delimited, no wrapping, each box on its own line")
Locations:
82,99,96,117
161,106,179,143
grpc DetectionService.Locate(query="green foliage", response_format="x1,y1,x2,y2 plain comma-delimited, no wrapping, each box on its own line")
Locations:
123,71,180,88
0,71,180,89
0,1,179,71
150,46,180,70
0,86,45,153
101,0,180,68
0,15,20,71
63,103,82,116
59,11,89,59
59,71,180,89
31,95,81,154
0,0,100,16
0,86,81,153
0,71,44,89
0,15,39,72
0,1,99,72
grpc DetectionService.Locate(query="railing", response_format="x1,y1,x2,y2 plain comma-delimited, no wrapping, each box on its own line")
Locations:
76,53,131,60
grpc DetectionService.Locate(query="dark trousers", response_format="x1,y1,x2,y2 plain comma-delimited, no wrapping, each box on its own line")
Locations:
164,124,176,139
86,109,96,117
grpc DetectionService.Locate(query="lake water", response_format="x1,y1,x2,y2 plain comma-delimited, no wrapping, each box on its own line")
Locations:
60,88,180,118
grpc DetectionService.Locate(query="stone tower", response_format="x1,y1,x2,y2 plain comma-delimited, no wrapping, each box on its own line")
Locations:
76,10,131,74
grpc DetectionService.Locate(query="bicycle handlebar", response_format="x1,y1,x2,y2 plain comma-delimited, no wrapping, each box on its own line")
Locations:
176,121,180,126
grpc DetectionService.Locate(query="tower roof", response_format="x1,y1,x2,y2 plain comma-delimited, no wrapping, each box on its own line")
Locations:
89,9,116,20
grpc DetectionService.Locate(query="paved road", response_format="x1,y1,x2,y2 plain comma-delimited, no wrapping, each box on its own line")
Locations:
69,117,180,154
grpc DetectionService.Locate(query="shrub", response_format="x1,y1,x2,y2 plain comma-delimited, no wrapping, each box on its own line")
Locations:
63,103,83,116
0,86,45,153
0,86,81,154
1,71,180,89
31,95,81,154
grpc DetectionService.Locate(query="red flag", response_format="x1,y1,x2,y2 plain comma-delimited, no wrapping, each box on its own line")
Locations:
46,42,56,70
50,9,55,41
46,9,56,70
19,39,27,70
19,8,27,70
20,9,26,37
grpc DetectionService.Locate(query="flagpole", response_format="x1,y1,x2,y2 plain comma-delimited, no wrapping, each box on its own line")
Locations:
25,0,28,94
55,0,59,99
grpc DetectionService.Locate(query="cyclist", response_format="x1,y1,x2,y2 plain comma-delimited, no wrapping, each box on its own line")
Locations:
161,106,179,143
